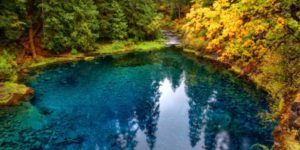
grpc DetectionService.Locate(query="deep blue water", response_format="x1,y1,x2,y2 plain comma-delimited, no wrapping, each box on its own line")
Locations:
0,50,274,150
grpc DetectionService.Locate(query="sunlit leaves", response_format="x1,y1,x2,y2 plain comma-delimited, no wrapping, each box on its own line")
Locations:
180,0,300,102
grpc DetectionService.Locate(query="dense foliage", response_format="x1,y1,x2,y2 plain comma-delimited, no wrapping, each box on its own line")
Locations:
43,0,99,52
0,0,161,53
0,0,27,43
0,50,17,81
108,0,128,40
157,0,191,19
120,0,161,40
96,0,128,40
0,0,163,81
180,0,300,115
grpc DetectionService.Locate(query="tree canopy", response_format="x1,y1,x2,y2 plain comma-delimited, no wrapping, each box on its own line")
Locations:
0,0,162,53
179,0,300,116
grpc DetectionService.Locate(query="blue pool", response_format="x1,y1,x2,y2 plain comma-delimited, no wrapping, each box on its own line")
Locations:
0,50,274,150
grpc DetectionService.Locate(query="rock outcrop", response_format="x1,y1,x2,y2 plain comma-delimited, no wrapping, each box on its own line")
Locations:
0,82,34,106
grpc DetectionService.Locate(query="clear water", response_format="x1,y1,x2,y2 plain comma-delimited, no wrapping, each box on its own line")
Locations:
0,50,274,150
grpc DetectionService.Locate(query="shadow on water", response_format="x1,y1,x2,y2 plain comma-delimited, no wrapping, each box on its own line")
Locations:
0,49,275,150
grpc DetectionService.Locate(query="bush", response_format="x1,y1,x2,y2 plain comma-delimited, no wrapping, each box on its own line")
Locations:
0,50,17,81
71,49,78,55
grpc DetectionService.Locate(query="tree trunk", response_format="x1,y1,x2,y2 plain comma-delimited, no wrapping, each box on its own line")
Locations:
27,0,38,59
178,6,181,19
28,27,37,58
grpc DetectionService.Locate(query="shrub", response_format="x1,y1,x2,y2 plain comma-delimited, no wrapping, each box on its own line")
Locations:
0,50,17,81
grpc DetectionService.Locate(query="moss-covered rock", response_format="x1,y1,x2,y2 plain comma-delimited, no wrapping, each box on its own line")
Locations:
0,82,33,106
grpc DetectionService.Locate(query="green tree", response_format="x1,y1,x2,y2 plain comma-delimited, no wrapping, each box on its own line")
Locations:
95,0,128,40
0,0,26,43
94,0,112,39
0,0,42,58
43,0,99,52
121,0,161,40
109,0,128,40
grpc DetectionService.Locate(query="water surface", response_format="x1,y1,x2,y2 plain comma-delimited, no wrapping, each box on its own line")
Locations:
0,50,274,150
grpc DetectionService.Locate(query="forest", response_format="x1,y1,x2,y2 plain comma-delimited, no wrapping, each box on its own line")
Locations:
0,0,299,149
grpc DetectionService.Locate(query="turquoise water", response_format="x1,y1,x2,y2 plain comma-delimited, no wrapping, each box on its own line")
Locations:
0,50,274,150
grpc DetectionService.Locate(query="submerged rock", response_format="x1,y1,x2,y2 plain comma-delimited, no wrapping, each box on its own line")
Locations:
38,107,54,115
59,76,77,86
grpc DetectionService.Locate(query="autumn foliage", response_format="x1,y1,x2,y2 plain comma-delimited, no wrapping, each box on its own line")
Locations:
180,0,300,110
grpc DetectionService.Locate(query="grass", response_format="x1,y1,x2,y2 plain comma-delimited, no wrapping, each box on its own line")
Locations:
26,56,82,69
93,39,166,55
133,40,166,51
24,39,166,70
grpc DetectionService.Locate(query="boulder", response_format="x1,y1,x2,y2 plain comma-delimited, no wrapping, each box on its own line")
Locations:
0,82,34,106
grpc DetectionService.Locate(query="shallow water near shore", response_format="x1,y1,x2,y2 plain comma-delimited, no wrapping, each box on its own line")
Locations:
0,50,275,150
